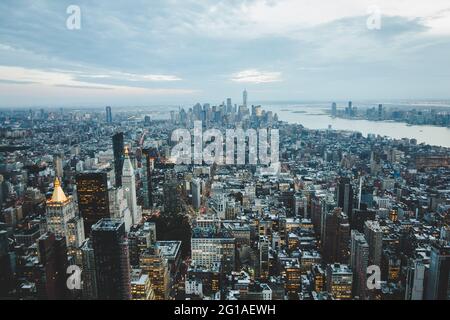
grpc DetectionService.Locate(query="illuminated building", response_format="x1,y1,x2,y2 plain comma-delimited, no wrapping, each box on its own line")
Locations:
76,171,110,235
312,265,325,292
280,258,301,299
142,147,158,209
326,263,353,300
46,178,84,250
131,269,155,300
139,247,170,300
259,236,270,280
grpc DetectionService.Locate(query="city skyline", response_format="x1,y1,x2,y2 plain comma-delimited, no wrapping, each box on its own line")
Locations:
1,0,450,107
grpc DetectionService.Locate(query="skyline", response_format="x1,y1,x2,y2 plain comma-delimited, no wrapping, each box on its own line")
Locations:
1,0,450,107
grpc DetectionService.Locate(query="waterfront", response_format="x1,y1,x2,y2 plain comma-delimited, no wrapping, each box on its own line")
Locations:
264,104,450,148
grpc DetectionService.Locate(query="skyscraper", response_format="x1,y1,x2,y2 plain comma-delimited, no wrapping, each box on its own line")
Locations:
36,232,69,300
106,106,112,123
113,132,125,187
46,177,84,249
91,219,131,300
364,220,383,266
337,177,353,217
331,102,337,117
122,147,140,226
76,171,110,235
139,247,170,300
191,178,201,210
405,258,425,300
322,208,350,264
425,241,450,300
243,89,248,108
350,230,369,299
142,147,157,209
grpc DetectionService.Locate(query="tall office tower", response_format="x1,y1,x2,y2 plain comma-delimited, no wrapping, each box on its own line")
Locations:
108,186,132,232
350,230,369,299
405,258,426,300
105,106,112,123
331,102,337,117
142,148,157,209
37,232,69,300
322,208,350,264
378,104,383,120
113,132,124,187
91,219,131,300
76,171,110,235
0,230,13,297
337,177,353,217
226,98,232,113
259,236,270,280
425,241,450,300
46,178,84,249
140,247,170,300
80,239,98,300
326,263,353,300
128,222,156,267
53,154,63,178
163,179,182,214
191,227,236,273
122,147,140,226
191,178,201,210
364,220,383,266
243,89,248,108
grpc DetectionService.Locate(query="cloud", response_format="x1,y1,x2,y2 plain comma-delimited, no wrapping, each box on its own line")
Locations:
231,69,282,83
0,65,194,94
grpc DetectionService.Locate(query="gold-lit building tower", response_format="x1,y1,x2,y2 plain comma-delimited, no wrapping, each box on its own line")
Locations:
46,178,84,251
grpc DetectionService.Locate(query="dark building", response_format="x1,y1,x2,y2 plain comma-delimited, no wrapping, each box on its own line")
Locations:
322,208,350,264
76,171,110,235
350,208,376,232
425,241,450,300
0,230,13,297
91,219,131,300
142,148,158,209
337,177,353,217
36,232,69,300
105,106,112,124
113,132,125,187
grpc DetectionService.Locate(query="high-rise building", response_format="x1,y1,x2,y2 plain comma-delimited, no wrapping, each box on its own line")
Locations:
139,247,170,300
91,219,131,300
191,178,201,210
191,227,236,273
326,263,353,300
350,230,369,299
46,178,84,249
36,232,69,300
322,208,350,264
425,241,450,300
243,89,248,108
122,147,140,226
405,258,425,300
106,106,112,123
259,236,270,280
337,177,353,217
113,132,124,187
131,268,155,300
76,171,110,235
0,230,13,297
364,220,383,266
80,239,97,300
53,154,63,178
331,102,337,117
142,148,157,209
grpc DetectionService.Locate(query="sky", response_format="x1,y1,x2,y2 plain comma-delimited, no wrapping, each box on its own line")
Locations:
1,0,450,108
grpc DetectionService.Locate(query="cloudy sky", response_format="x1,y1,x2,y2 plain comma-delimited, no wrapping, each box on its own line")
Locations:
1,0,450,107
